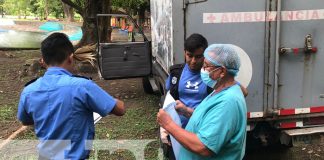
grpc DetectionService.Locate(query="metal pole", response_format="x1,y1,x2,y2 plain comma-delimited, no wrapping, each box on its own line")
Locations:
274,0,282,112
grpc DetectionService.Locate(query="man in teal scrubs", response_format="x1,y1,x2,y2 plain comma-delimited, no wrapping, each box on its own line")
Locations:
157,44,247,160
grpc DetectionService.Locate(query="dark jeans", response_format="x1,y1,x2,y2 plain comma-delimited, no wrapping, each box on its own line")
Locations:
164,135,176,160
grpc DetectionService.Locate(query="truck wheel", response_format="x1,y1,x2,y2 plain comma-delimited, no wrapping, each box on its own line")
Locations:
142,76,154,94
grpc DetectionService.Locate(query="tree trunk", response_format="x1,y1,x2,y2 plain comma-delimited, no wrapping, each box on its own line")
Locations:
138,8,146,28
44,0,49,20
61,0,112,48
76,0,111,47
62,2,74,22
98,0,112,43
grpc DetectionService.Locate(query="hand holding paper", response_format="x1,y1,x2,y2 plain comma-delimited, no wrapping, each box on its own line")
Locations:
157,91,182,160
157,109,173,128
161,91,182,126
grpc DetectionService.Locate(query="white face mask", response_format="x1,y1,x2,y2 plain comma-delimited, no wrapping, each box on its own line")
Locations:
200,68,220,88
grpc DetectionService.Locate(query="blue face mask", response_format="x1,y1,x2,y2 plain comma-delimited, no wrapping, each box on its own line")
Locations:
200,68,219,88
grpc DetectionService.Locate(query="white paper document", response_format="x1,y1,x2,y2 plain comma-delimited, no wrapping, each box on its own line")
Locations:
162,91,182,160
93,112,102,124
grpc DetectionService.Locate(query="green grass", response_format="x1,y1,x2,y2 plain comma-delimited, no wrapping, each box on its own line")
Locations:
8,50,41,61
0,104,17,121
0,94,5,102
95,95,159,140
89,141,161,160
91,94,162,159
16,127,37,140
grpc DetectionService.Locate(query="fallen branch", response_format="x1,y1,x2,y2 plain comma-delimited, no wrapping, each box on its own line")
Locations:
0,126,28,150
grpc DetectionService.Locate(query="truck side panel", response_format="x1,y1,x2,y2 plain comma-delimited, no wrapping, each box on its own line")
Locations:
185,0,267,112
150,0,173,73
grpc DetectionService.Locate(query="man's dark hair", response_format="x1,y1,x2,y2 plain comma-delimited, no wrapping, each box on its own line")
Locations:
184,33,208,53
41,33,74,65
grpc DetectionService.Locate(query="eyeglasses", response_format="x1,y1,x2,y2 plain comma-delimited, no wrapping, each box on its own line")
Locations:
202,63,222,71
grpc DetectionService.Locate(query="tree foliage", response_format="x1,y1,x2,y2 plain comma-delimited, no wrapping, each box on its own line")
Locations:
1,0,150,47
111,0,149,26
2,0,31,17
112,0,150,15
2,0,64,19
112,0,149,14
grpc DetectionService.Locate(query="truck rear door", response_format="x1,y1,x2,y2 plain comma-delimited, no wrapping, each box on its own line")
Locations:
96,14,151,79
276,1,324,120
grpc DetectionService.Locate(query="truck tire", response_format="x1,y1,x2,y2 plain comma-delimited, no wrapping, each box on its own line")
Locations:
142,76,154,94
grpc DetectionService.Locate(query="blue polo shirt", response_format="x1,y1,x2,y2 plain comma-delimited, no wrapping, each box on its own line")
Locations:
166,64,208,128
17,67,116,159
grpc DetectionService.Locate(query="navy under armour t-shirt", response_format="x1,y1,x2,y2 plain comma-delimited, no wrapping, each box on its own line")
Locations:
166,64,208,128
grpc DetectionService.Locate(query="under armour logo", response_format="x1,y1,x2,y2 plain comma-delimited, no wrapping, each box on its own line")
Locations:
186,81,199,90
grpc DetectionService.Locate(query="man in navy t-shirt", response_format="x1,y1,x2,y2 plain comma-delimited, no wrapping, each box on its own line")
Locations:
162,33,209,160
165,33,209,128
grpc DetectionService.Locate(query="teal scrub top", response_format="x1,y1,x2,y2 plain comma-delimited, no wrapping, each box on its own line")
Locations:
178,84,247,160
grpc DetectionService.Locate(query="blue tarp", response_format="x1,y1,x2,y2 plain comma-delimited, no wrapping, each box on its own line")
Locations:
68,28,82,41
39,22,63,32
118,29,128,35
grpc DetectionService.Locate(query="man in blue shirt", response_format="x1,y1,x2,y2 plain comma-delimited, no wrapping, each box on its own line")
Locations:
17,33,126,159
158,44,247,160
162,34,209,159
165,33,210,128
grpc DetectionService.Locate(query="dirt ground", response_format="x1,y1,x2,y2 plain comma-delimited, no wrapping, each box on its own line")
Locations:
0,50,34,139
0,50,160,159
0,20,82,33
